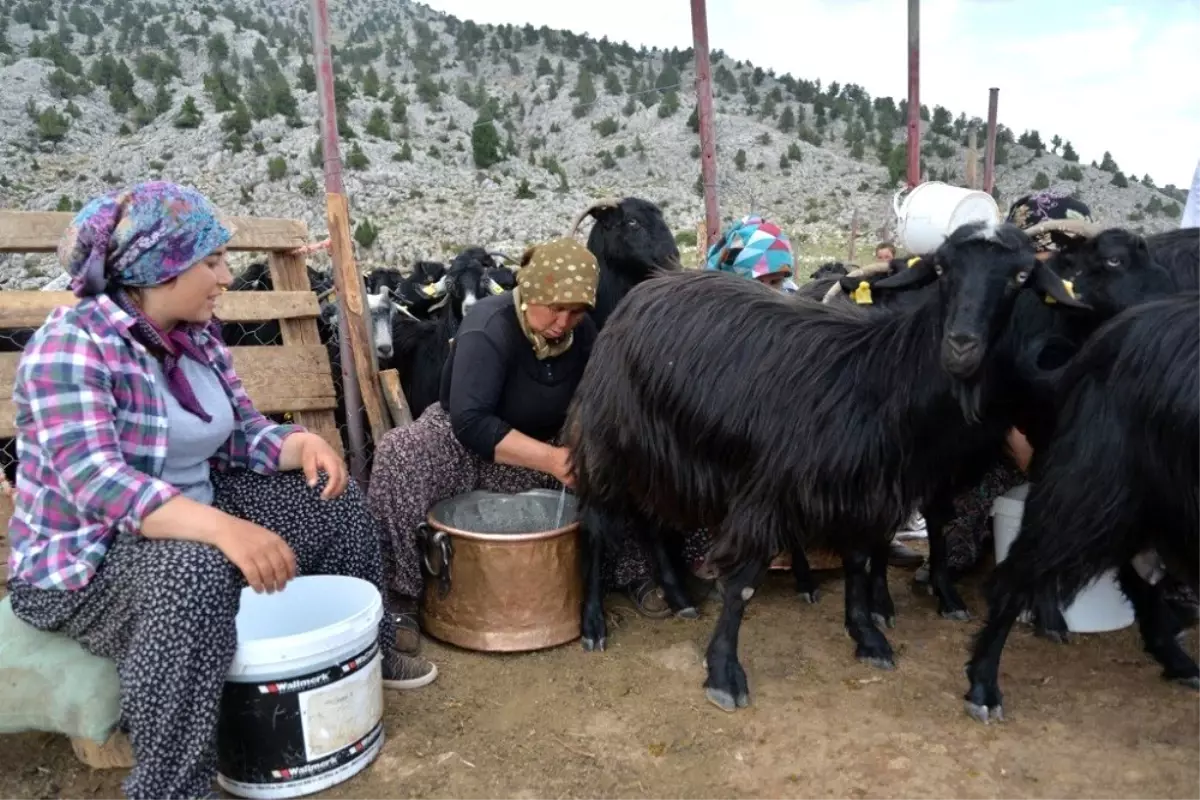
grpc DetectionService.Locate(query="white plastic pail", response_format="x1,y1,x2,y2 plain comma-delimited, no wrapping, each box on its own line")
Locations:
893,181,1001,255
216,575,385,800
992,483,1134,633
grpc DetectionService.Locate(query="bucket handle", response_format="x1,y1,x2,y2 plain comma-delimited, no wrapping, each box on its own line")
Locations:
893,185,915,221
416,522,454,599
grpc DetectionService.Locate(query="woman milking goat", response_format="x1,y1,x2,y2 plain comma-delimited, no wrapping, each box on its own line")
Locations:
4,183,424,800
368,237,711,649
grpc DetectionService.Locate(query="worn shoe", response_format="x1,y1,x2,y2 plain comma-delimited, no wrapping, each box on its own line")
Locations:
391,611,423,656
624,579,673,619
895,511,928,541
381,649,438,690
888,540,925,569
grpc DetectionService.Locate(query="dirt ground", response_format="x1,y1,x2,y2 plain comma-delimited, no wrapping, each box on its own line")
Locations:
2,561,1197,800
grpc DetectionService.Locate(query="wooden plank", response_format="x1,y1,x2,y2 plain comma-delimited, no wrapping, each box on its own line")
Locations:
268,250,344,457
0,346,335,438
326,193,390,444
378,367,412,428
0,211,307,253
0,290,320,329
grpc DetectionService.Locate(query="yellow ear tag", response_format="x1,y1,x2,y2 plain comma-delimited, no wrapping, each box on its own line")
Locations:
906,256,922,269
422,284,438,297
853,280,874,305
490,282,505,295
1044,279,1075,305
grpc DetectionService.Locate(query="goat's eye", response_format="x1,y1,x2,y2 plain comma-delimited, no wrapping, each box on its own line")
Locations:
1014,270,1029,284
1104,258,1121,268
626,219,639,227
933,264,943,276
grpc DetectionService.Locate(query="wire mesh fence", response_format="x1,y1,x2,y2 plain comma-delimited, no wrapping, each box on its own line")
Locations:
0,254,379,492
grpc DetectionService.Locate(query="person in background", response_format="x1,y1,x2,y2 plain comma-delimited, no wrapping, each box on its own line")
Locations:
874,242,896,262
4,182,424,800
704,214,799,293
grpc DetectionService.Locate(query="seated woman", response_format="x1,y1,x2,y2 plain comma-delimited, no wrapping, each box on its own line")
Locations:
370,237,710,630
5,182,429,800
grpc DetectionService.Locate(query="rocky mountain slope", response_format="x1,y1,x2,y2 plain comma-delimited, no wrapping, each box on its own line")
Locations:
0,0,1189,287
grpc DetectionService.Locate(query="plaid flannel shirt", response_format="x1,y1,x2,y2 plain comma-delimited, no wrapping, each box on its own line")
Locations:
7,294,304,590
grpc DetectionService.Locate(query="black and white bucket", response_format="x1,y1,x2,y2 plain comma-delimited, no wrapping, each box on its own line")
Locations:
216,575,385,799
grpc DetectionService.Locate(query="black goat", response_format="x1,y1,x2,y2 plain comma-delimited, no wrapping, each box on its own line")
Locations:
385,247,513,419
570,197,681,330
1146,227,1199,290
871,228,1195,636
567,222,1084,710
810,261,850,280
964,292,1200,724
367,261,447,319
1057,228,1195,323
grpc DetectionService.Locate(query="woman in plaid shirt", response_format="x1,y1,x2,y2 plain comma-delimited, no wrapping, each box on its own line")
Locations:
5,182,430,800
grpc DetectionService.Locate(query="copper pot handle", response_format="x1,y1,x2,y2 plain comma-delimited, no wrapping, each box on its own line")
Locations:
417,522,454,598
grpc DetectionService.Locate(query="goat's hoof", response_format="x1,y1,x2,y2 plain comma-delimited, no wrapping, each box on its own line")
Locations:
871,612,896,629
798,590,820,605
675,606,699,620
964,700,1004,724
858,655,896,670
705,686,750,712
1035,627,1070,645
941,608,972,622
581,636,606,652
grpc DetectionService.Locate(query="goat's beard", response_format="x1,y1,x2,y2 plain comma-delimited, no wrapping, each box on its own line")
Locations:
950,378,985,425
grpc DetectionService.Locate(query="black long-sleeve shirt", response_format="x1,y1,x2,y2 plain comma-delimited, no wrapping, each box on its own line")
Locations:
439,293,596,460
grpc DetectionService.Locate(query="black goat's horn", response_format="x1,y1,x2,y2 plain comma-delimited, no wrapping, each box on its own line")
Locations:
569,197,622,238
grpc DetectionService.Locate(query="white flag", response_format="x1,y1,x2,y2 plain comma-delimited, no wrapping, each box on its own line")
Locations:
1182,159,1200,229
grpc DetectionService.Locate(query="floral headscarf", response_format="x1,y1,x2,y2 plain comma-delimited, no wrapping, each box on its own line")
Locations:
57,181,234,421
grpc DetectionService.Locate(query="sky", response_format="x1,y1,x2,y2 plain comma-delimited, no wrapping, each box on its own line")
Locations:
420,0,1200,189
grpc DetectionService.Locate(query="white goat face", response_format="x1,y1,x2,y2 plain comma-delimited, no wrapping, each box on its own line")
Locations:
366,290,397,361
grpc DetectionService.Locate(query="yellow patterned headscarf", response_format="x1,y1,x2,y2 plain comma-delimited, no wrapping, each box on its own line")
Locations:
513,237,599,359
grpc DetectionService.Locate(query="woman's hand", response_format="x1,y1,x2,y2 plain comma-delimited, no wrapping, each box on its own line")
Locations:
213,518,298,593
546,446,577,489
1006,427,1034,473
280,432,349,499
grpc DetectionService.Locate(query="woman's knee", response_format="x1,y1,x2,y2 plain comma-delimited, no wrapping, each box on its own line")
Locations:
139,539,243,611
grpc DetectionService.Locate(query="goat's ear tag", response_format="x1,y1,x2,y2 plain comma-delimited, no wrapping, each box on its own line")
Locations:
906,256,921,269
853,280,874,305
422,284,438,297
490,282,505,295
1044,279,1075,305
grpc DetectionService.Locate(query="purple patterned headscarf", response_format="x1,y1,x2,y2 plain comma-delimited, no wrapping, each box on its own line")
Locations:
57,182,234,422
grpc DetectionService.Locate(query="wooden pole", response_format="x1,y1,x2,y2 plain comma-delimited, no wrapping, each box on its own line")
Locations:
309,0,391,483
906,0,921,188
848,207,859,263
690,0,721,247
984,87,999,195
965,127,978,189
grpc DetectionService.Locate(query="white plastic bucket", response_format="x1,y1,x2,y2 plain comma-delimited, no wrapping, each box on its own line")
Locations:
893,181,1001,255
992,483,1134,633
216,575,385,800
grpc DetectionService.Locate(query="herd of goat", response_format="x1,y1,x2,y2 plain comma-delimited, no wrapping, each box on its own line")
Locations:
1,196,1197,727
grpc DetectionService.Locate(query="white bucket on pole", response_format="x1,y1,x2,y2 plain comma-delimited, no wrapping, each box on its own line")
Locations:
893,181,1002,255
1181,159,1200,229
